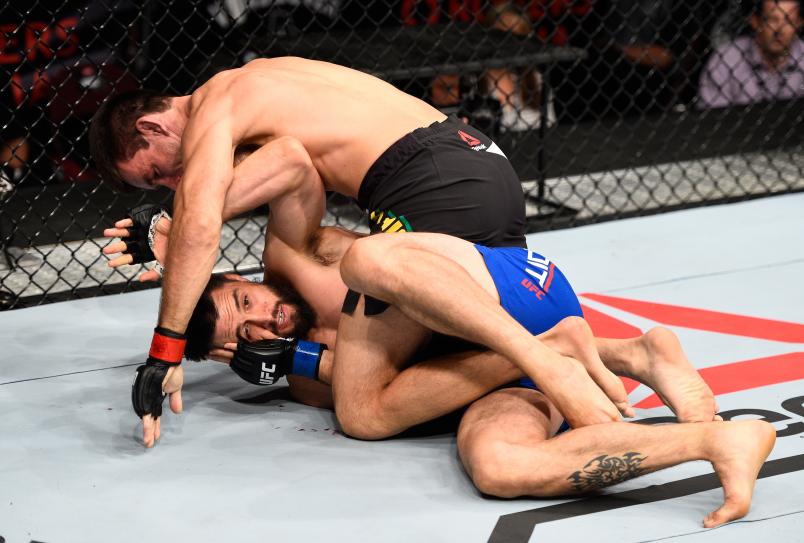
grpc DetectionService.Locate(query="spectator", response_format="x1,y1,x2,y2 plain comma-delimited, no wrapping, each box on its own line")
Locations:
429,3,557,133
599,0,678,116
0,121,29,191
557,0,700,121
0,103,35,190
698,0,804,108
480,3,556,131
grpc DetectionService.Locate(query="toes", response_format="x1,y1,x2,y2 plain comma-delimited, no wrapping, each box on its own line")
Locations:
617,402,636,418
703,508,729,528
705,499,749,529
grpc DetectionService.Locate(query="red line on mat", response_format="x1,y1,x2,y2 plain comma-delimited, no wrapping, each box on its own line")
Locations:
634,352,804,408
581,293,804,343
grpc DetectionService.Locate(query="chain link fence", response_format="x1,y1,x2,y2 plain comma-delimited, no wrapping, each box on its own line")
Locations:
1,0,803,308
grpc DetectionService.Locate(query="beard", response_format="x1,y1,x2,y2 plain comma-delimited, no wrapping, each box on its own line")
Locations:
265,278,317,339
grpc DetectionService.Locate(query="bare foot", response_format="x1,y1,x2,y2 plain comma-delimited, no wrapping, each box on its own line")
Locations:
541,317,634,418
705,420,776,528
639,327,719,423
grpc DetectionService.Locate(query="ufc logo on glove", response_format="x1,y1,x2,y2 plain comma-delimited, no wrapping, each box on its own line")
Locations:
260,362,278,384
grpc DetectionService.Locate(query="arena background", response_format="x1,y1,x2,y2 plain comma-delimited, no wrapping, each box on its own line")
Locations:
1,0,802,308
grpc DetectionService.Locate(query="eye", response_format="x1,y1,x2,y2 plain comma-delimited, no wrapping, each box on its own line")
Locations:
243,295,250,309
243,324,250,340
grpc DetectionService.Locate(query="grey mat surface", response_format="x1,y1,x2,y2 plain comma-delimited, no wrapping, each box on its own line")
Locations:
2,194,803,543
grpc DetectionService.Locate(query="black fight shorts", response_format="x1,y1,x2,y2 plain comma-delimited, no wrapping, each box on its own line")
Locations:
343,117,527,316
358,116,526,246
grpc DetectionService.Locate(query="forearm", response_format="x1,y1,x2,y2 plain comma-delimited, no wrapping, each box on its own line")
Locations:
369,350,522,433
287,375,334,410
317,350,335,384
320,336,522,435
157,211,221,332
220,136,322,229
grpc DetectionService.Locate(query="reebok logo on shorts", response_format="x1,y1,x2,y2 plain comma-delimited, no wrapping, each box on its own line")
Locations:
457,130,487,151
457,129,508,158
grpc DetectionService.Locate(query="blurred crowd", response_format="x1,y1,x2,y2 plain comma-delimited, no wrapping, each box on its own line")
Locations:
1,0,802,190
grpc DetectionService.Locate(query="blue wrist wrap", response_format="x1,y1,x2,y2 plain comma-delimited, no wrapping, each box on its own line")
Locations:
290,340,324,380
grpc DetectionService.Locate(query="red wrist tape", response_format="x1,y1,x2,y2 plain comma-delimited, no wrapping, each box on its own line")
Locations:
149,328,187,364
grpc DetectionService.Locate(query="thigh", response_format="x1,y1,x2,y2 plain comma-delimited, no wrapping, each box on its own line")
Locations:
457,388,564,476
331,294,431,412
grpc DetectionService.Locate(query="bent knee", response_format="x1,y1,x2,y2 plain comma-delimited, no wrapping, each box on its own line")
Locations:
340,238,387,291
462,440,530,498
341,235,408,291
336,407,397,441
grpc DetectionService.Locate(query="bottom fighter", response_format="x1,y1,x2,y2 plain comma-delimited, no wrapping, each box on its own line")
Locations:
189,231,774,528
106,145,774,528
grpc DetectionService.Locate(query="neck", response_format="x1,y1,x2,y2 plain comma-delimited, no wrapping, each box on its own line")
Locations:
167,96,192,134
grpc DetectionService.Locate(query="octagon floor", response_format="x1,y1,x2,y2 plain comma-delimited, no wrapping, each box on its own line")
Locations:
1,194,803,543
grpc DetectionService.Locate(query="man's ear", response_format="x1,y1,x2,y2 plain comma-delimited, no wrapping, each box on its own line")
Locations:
135,114,169,137
222,272,249,282
749,13,760,32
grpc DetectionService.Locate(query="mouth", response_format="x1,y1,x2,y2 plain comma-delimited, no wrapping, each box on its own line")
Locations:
273,304,291,336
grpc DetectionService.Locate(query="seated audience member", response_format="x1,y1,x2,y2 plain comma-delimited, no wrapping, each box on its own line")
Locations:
567,0,738,119
0,103,35,190
698,0,804,108
429,3,556,132
0,136,28,192
480,3,556,131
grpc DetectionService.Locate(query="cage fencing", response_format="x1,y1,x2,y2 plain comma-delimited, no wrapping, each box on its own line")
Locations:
1,0,802,308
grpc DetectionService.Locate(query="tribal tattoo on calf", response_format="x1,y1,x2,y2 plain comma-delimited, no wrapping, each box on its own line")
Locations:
567,452,648,491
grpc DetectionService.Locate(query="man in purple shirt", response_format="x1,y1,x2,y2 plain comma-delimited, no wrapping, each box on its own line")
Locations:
698,0,804,108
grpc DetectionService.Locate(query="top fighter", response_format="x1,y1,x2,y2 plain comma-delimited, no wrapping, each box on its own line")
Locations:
88,57,551,432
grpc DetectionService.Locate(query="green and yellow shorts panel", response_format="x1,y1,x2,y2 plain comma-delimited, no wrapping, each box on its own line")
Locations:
368,209,413,234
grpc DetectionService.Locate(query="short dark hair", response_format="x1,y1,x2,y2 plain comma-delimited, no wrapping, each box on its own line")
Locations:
752,0,801,16
185,274,237,361
89,89,172,193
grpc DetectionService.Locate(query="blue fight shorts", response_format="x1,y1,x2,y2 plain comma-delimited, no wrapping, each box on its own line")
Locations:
473,245,583,334
474,244,583,435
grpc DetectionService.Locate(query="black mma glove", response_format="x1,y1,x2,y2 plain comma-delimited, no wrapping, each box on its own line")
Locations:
231,338,326,385
131,326,186,418
123,204,171,264
132,359,170,418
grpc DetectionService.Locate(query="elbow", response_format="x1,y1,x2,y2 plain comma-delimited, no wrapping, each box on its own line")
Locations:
276,136,316,185
338,416,397,441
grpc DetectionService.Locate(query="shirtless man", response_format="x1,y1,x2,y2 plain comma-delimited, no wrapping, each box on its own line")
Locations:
183,235,774,529
92,57,630,438
105,144,773,528
89,57,533,437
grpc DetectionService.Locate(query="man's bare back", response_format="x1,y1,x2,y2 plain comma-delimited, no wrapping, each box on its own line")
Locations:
194,57,445,195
